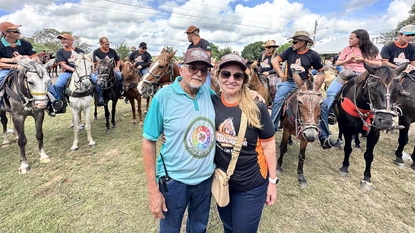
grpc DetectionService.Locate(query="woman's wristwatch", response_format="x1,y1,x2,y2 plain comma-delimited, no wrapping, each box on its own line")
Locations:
269,177,279,184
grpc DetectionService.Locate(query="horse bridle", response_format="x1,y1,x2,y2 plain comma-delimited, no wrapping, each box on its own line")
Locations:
354,74,400,131
142,59,175,94
294,88,322,138
73,55,92,91
97,61,116,90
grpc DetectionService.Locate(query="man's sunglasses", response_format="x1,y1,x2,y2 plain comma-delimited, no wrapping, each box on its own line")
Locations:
292,40,301,45
220,70,245,81
182,64,209,76
265,46,274,49
7,30,20,34
141,47,147,49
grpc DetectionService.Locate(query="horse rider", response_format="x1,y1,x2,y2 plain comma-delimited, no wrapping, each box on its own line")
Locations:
185,25,212,88
257,39,280,103
129,42,152,76
47,33,84,115
92,36,123,106
381,25,415,69
0,22,37,107
270,31,339,149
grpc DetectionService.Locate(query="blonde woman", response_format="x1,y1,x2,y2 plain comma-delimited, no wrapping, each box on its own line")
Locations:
212,53,277,233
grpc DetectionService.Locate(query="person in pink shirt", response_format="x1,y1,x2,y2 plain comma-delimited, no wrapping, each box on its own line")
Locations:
318,29,381,149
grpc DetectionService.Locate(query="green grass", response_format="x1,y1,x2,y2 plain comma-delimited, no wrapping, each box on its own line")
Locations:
0,103,414,233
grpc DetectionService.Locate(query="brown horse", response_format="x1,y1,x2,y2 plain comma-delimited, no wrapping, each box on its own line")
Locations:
137,48,180,98
276,70,325,188
248,61,270,105
122,61,150,125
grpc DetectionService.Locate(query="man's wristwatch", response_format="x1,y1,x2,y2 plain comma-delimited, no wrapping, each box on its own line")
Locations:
269,177,279,184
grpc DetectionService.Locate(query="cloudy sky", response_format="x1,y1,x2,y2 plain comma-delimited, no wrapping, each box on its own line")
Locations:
0,0,413,56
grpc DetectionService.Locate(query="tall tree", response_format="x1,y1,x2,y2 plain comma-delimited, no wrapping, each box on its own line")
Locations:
29,28,91,53
277,42,292,54
115,40,130,60
241,41,264,62
380,3,415,44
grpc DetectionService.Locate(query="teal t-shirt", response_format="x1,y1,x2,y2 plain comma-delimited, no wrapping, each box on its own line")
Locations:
143,76,216,185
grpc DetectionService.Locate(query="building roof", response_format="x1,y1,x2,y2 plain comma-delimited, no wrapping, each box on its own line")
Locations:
313,37,384,55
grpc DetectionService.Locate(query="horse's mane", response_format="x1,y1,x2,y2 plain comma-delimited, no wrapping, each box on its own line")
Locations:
156,51,174,64
356,66,394,86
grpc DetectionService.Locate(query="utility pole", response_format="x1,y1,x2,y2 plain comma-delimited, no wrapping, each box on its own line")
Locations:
312,20,318,46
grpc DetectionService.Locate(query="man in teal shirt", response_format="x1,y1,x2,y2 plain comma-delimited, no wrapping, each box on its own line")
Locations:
142,48,215,233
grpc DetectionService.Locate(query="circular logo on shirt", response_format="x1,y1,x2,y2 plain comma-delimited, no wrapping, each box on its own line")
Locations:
184,116,215,158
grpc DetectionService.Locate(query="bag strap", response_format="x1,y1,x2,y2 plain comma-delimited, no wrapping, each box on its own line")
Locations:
225,112,248,178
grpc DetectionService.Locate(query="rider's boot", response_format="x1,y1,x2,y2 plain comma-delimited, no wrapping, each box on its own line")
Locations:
53,99,66,114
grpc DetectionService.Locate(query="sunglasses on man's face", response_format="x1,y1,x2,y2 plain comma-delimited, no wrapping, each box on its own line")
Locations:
265,46,274,49
292,40,302,45
7,30,20,34
220,70,245,81
141,47,147,50
182,64,209,76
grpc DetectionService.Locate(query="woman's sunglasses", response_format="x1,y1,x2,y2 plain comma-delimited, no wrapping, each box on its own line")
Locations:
220,71,245,81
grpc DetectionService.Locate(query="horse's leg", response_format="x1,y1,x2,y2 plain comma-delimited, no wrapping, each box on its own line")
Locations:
354,132,362,152
144,97,150,114
13,114,30,174
104,104,110,133
111,99,117,128
130,95,137,124
84,98,96,147
94,94,98,120
137,96,143,126
361,130,380,191
276,127,290,174
298,139,308,188
394,119,410,167
339,128,354,177
288,135,293,145
33,110,50,163
1,111,10,147
70,106,80,151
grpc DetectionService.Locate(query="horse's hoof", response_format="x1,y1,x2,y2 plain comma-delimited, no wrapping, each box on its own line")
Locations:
1,143,10,148
360,180,373,191
300,181,308,189
131,120,137,124
94,117,98,120
106,129,111,133
276,168,282,174
144,111,148,114
339,170,348,177
18,166,30,174
71,147,78,152
394,159,405,168
89,142,96,148
354,147,362,153
112,124,117,128
139,122,143,126
40,157,51,163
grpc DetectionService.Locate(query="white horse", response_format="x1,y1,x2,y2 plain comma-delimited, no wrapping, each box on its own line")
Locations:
68,52,96,151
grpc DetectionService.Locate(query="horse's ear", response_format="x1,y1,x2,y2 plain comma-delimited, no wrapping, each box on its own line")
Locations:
364,62,375,75
161,48,166,53
167,50,176,60
251,60,258,69
95,56,101,62
313,71,325,90
291,69,304,87
395,62,409,74
17,58,33,70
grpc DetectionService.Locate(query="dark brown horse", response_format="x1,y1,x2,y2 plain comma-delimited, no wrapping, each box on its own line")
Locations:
276,70,325,188
122,61,150,125
137,49,180,98
337,64,405,190
393,68,415,170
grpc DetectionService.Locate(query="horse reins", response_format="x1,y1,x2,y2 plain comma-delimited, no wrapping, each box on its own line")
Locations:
73,55,92,93
294,87,322,139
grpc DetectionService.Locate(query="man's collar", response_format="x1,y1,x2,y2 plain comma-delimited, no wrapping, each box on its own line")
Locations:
1,37,21,47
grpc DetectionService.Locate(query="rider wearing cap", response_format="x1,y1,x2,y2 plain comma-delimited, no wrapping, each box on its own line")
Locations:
129,42,152,76
92,37,122,106
185,26,212,88
258,39,280,102
47,33,84,114
0,22,37,86
381,25,415,69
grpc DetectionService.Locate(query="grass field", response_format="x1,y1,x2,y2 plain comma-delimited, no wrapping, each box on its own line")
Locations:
0,102,414,233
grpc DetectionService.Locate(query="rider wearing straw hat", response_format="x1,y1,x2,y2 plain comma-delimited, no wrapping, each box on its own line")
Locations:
270,31,339,148
258,39,280,102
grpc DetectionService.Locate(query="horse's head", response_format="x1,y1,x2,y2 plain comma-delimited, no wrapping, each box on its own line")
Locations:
96,57,114,88
292,70,324,142
137,48,176,98
358,63,404,130
72,53,93,91
17,58,51,109
121,61,138,87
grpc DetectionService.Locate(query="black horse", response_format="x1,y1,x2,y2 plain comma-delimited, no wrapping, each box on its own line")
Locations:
337,63,406,190
94,57,121,132
394,69,415,170
0,58,51,174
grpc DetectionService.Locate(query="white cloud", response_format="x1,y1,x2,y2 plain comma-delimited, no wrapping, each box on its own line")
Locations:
344,0,377,13
0,0,413,55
